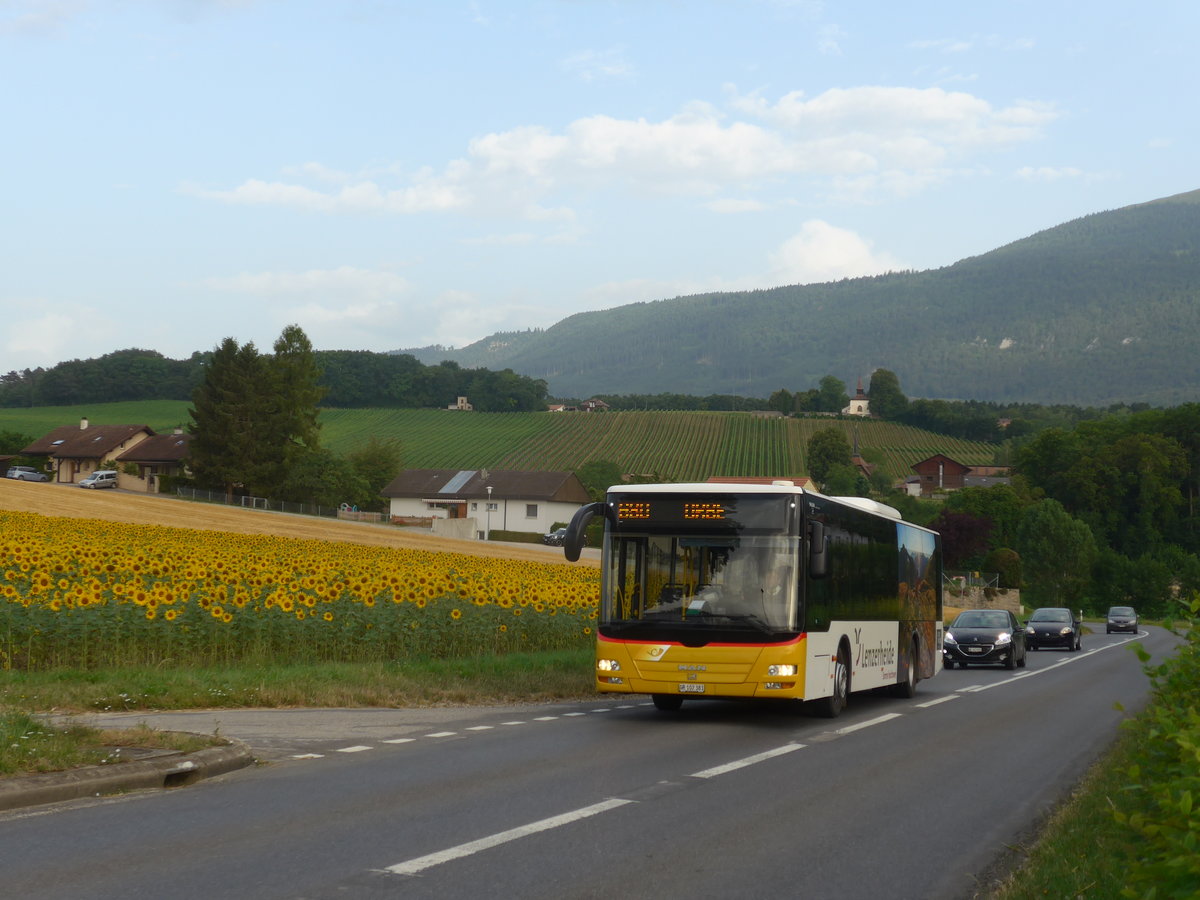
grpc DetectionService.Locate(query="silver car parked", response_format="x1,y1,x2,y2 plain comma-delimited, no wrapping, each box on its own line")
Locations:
6,465,49,482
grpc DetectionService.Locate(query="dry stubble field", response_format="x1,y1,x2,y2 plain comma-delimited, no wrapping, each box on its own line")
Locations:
0,479,597,568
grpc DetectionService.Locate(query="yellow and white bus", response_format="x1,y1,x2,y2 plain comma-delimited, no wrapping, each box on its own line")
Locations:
563,481,942,715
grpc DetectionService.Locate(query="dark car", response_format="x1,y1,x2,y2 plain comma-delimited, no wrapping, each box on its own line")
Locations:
6,465,49,482
1025,607,1082,651
1106,606,1139,634
943,608,1027,669
542,527,569,546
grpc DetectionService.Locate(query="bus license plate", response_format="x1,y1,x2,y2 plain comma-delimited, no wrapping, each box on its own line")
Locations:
679,683,705,693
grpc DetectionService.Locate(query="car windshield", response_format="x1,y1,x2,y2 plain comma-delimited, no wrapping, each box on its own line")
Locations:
1031,609,1071,623
953,611,1009,629
1109,607,1135,616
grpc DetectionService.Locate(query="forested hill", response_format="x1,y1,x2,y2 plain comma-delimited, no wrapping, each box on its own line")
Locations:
399,189,1200,407
0,349,548,413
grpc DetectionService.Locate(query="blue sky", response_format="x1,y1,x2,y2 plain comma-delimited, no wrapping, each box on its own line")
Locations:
3,0,1196,375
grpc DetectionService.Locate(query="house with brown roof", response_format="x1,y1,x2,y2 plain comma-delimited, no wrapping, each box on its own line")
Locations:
910,455,1011,496
116,428,193,493
380,469,591,538
21,417,154,487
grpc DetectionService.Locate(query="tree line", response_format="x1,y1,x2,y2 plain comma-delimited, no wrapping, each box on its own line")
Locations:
0,347,548,413
798,396,1200,618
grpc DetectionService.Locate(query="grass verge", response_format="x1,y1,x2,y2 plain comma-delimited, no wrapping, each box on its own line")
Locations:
986,721,1141,899
1,650,595,714
987,604,1199,900
0,713,224,776
1,649,594,778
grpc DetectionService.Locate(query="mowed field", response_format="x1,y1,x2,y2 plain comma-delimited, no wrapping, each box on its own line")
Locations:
0,479,596,568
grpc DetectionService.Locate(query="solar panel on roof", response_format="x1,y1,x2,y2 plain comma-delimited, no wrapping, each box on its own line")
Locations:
440,470,476,493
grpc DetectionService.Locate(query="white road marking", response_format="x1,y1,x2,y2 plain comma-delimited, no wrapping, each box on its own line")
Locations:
336,746,373,753
915,695,959,708
291,753,324,759
424,732,456,738
835,713,902,735
689,742,806,779
466,725,493,731
383,738,415,744
382,798,636,875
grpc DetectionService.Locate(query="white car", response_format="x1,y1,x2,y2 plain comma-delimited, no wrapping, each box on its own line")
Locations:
6,465,49,482
78,470,118,489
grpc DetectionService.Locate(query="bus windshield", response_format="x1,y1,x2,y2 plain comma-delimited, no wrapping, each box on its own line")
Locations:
601,533,799,635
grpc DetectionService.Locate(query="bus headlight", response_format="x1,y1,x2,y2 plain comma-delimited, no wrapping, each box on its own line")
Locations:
597,659,621,672
767,665,798,677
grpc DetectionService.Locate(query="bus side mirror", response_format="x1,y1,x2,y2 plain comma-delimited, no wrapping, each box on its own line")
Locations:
808,520,828,579
564,501,610,562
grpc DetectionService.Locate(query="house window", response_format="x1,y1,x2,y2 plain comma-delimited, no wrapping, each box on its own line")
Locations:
471,502,478,511
525,504,538,518
486,502,498,511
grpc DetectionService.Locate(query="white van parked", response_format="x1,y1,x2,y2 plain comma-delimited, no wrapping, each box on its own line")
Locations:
79,470,118,489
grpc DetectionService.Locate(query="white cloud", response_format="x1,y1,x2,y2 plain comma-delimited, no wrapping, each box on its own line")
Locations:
575,220,907,312
817,24,846,55
0,0,87,35
706,198,767,213
1014,165,1085,181
192,85,1056,220
768,220,907,284
0,300,117,370
185,176,470,214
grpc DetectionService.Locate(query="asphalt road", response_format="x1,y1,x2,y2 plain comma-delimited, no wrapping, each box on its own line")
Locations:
0,626,1177,900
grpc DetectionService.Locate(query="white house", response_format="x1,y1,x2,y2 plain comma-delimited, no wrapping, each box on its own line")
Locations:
380,469,592,538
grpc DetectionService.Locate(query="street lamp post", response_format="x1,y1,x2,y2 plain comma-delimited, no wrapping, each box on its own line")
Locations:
485,485,493,541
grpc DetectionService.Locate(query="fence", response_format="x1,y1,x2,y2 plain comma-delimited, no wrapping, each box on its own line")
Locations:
944,570,1000,592
175,486,343,520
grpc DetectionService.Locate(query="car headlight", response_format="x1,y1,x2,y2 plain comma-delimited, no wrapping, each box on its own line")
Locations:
995,632,1011,645
1025,626,1035,634
1060,627,1073,635
944,631,957,645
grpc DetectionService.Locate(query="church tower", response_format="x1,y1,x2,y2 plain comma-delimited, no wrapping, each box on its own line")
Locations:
842,377,870,417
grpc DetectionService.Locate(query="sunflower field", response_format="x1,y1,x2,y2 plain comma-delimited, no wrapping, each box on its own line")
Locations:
0,511,600,670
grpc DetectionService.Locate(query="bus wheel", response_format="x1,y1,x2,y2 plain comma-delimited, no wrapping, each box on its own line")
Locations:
892,639,919,698
812,643,850,718
651,694,684,711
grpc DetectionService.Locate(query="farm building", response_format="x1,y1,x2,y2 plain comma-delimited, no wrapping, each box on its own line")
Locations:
380,469,591,539
910,455,1011,496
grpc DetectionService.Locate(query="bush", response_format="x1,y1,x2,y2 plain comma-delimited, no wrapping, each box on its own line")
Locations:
1113,595,1200,899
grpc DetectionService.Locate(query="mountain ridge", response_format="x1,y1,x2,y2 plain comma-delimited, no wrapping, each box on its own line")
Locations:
398,188,1200,406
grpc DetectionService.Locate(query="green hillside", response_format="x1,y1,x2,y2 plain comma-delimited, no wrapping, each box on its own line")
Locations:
401,189,1200,407
4,403,996,484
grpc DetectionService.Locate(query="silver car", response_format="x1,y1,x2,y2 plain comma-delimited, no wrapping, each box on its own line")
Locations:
6,465,49,482
1106,606,1139,634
